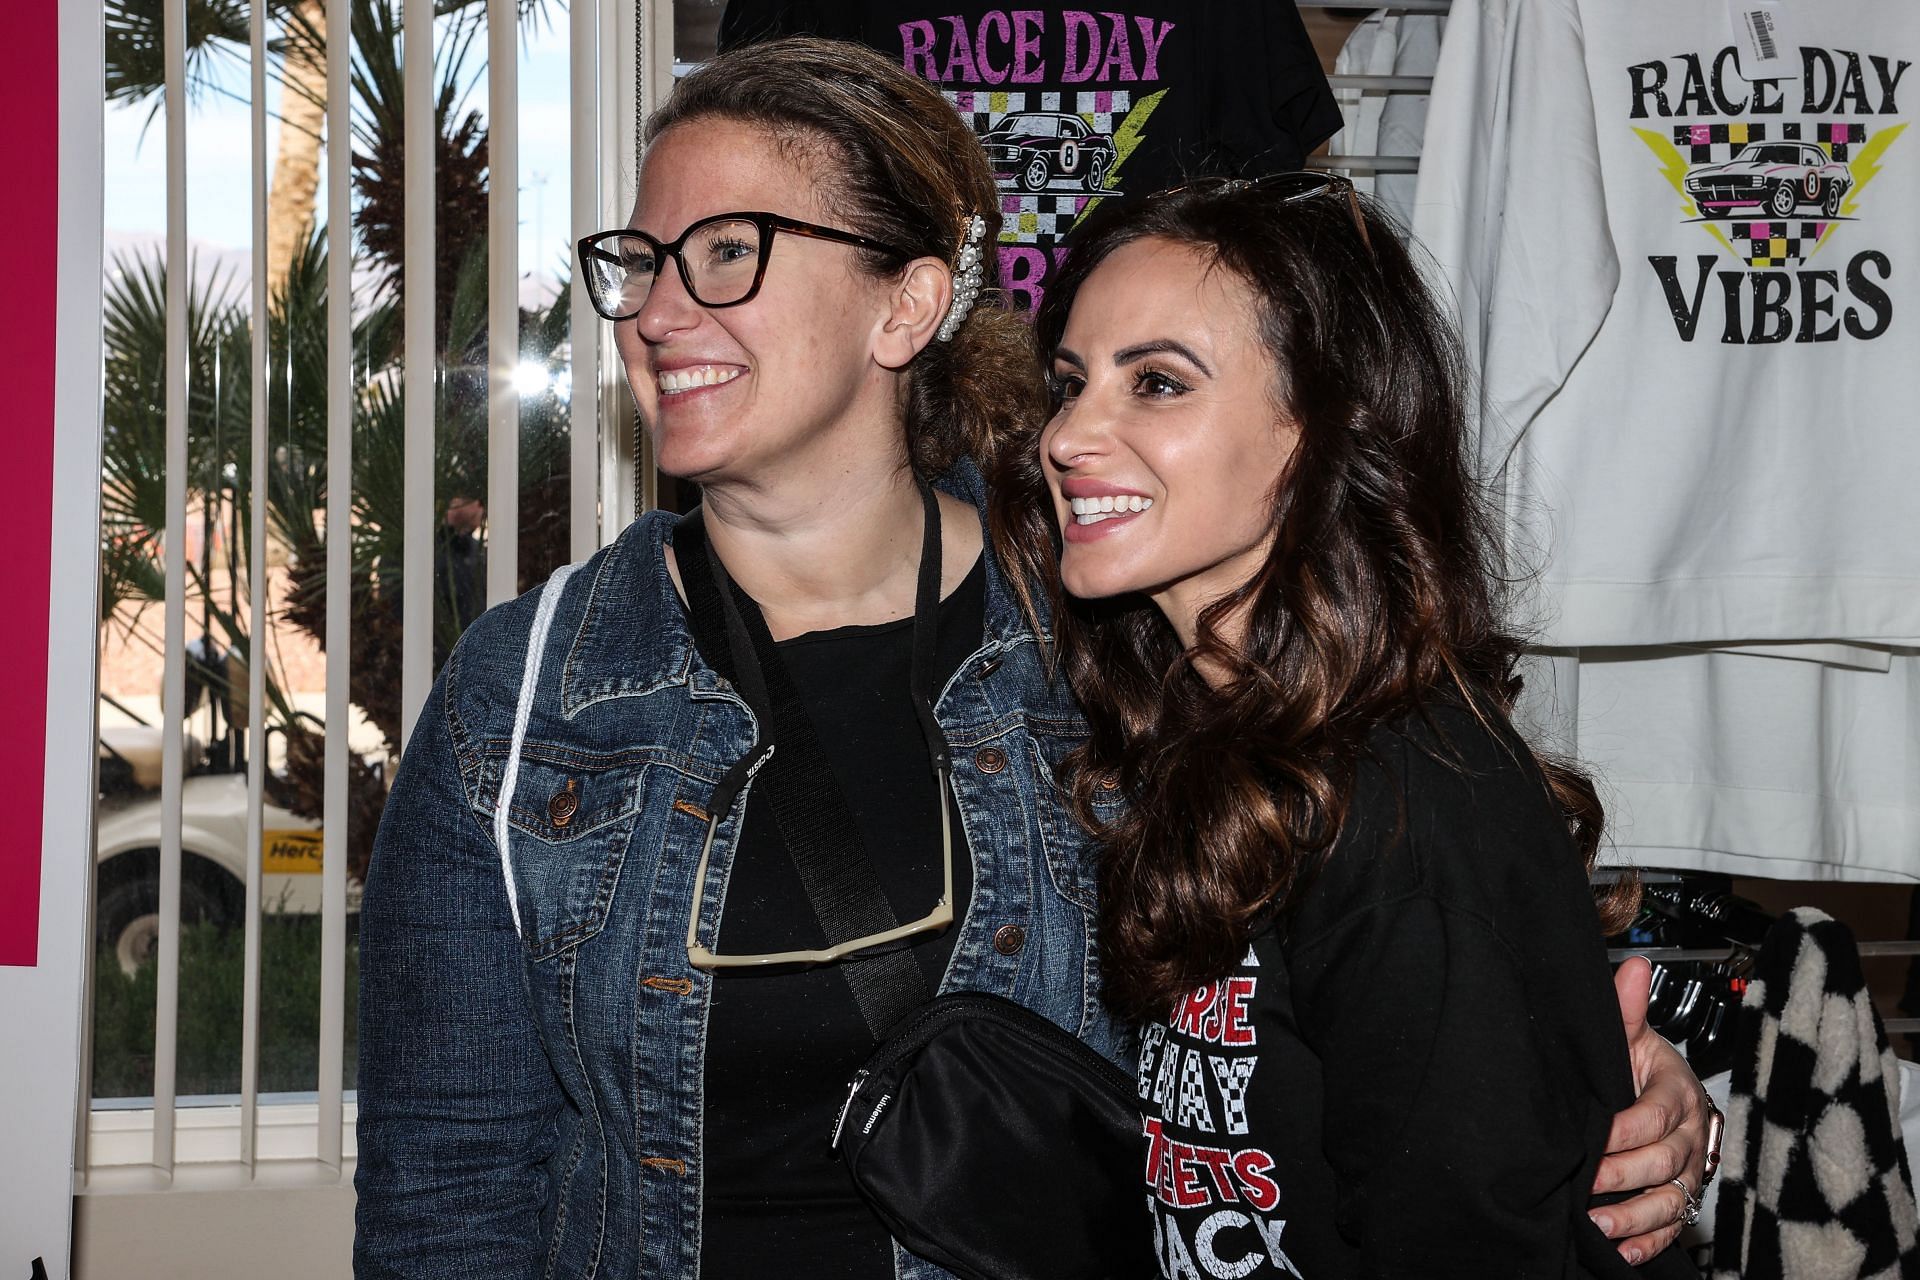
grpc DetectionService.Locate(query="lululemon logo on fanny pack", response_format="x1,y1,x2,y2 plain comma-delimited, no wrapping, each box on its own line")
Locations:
863,1093,894,1136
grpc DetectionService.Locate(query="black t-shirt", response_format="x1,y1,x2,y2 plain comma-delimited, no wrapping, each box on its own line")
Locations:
718,1,1343,311
701,555,984,1277
1139,704,1687,1280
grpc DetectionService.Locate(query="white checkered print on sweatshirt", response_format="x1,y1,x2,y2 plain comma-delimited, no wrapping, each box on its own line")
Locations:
1711,908,1919,1279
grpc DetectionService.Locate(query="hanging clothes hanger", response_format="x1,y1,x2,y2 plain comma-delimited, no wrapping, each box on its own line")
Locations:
1615,874,1772,1077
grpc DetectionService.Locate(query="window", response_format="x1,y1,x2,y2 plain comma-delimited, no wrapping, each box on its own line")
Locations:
83,0,674,1217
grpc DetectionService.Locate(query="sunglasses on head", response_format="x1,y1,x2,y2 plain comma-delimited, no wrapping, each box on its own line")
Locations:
1152,170,1375,259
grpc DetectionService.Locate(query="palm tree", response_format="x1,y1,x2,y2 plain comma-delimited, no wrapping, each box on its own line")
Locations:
267,0,327,296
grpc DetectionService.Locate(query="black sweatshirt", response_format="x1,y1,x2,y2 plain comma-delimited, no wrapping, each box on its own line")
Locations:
1139,704,1691,1279
717,1,1342,312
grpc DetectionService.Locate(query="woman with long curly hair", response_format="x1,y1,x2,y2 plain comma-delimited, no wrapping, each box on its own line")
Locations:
994,176,1704,1277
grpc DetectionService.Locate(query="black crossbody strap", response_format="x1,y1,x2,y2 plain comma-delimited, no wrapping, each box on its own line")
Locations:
675,504,937,1039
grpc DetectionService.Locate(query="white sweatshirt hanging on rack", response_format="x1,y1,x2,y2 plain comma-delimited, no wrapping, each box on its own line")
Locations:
1556,645,1920,883
1329,9,1444,232
1415,0,1920,648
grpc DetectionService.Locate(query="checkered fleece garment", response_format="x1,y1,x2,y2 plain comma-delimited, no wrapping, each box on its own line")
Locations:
1711,908,1918,1279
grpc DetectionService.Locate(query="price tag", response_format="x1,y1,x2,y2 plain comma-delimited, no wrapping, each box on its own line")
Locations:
1727,1,1797,77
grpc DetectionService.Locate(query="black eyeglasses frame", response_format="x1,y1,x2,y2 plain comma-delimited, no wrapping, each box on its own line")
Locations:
575,211,910,320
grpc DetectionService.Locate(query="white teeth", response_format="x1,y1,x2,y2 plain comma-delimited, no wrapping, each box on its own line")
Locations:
1069,494,1152,524
657,364,742,395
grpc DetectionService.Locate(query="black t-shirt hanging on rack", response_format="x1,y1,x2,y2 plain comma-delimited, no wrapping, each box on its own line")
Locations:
718,1,1343,312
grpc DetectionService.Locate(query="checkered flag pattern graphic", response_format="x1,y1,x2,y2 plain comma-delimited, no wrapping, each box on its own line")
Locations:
1217,1081,1249,1136
1674,121,1869,163
1677,121,1771,163
1711,908,1919,1280
1674,121,1866,164
946,88,1130,244
995,193,1088,243
1728,220,1832,268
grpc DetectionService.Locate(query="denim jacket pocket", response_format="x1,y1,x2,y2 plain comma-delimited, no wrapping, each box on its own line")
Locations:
1025,721,1123,913
499,750,651,961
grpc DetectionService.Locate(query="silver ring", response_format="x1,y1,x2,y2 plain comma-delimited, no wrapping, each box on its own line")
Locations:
1668,1175,1702,1226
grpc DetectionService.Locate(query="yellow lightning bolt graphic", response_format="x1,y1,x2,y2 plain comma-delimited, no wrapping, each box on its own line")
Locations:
1635,127,1738,260
1842,123,1904,213
1072,88,1169,230
1803,122,1910,255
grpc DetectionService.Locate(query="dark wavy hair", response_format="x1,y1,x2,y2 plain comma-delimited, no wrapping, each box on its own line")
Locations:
989,179,1637,1023
648,37,1046,478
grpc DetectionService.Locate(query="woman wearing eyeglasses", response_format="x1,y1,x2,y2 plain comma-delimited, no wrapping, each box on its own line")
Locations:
354,37,1711,1280
993,178,1713,1276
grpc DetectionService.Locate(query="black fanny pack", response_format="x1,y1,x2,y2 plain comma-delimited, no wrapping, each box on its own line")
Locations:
831,992,1157,1280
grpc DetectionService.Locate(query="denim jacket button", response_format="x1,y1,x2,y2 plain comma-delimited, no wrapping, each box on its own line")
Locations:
992,924,1026,955
974,746,1008,774
548,785,580,826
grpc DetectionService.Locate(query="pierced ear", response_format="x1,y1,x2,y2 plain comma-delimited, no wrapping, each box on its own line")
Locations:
873,258,952,370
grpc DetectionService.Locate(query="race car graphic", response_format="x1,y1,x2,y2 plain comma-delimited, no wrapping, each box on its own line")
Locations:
1685,142,1852,218
980,111,1119,195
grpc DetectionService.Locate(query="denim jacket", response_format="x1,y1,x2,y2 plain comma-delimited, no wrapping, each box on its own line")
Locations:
354,469,1130,1279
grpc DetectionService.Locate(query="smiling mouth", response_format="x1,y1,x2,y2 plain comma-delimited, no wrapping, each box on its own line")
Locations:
657,365,743,395
1069,494,1152,525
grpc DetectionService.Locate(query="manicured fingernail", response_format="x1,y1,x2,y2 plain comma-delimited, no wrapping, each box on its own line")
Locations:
1588,1211,1612,1235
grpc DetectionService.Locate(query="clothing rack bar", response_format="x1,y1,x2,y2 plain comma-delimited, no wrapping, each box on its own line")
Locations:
1611,941,1920,963
1296,0,1452,11
1311,155,1422,175
1327,74,1434,92
1609,947,1746,964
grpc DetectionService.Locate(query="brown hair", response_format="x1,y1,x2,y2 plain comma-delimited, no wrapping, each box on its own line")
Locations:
990,181,1637,1023
646,37,1046,478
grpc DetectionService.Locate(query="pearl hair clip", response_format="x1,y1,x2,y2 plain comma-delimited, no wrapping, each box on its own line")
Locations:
936,213,987,343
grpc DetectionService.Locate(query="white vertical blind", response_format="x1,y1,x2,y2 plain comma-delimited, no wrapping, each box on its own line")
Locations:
488,0,520,607
626,0,673,518
154,0,190,1177
596,0,629,538
318,0,353,1172
598,0,640,528
400,0,436,745
569,0,601,561
239,0,272,1171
